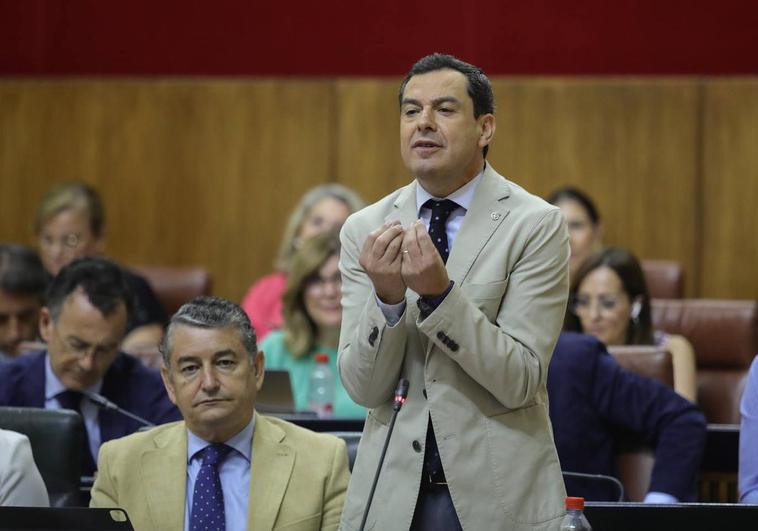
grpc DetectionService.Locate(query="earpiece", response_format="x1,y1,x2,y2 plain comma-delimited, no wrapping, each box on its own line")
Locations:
631,300,642,320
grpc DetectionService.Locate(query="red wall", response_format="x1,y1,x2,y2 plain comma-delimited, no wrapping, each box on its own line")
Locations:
2,0,758,76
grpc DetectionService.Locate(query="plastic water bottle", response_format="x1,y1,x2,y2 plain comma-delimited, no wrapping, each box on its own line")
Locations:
559,497,592,530
308,353,334,418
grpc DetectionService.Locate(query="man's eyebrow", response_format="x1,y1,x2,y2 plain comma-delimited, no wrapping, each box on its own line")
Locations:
400,96,461,107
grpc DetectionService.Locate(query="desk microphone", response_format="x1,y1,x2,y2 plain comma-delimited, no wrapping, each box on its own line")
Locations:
359,378,409,531
81,390,155,428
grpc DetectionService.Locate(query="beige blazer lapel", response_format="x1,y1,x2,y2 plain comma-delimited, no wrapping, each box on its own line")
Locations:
446,165,511,284
141,425,188,530
248,414,295,530
386,181,419,228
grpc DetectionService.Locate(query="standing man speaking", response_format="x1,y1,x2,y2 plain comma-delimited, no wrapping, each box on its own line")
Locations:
338,54,569,531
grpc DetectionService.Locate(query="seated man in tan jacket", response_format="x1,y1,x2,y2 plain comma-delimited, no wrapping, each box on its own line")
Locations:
91,296,349,531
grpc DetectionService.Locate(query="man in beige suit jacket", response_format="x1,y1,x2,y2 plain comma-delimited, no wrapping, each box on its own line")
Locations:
338,54,569,530
91,296,349,531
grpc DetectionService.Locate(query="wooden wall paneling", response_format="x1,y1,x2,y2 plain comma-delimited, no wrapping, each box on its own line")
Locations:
701,80,758,299
0,79,336,302
333,78,410,204
489,78,700,295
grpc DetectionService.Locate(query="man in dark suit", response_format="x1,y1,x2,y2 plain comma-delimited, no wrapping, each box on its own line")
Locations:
0,257,180,476
548,332,706,502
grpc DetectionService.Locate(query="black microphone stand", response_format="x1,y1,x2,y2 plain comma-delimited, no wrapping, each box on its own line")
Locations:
81,390,155,427
359,378,409,531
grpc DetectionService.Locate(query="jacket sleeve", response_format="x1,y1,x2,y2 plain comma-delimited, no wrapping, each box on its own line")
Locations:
321,438,350,531
337,218,408,408
592,347,706,501
740,357,758,502
417,208,570,408
90,440,118,508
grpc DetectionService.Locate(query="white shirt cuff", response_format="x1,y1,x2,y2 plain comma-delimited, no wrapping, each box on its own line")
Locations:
643,492,678,504
375,295,406,326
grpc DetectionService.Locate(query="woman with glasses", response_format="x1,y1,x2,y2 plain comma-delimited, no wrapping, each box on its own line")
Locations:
260,231,365,418
547,186,603,280
34,183,167,357
241,183,364,342
565,247,697,402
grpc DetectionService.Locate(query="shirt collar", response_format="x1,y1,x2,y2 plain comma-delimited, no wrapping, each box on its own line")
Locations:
187,412,256,464
416,165,485,215
44,351,103,400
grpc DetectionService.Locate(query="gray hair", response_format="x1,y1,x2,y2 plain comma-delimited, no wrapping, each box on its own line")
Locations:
160,296,257,368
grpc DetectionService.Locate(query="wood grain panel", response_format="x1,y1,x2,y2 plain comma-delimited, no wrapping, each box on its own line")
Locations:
701,80,758,299
334,79,409,203
1,77,754,302
0,79,335,301
489,79,701,296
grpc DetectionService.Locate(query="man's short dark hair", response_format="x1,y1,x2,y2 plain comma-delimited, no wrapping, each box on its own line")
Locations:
399,53,495,158
0,244,47,299
160,296,257,368
46,257,133,322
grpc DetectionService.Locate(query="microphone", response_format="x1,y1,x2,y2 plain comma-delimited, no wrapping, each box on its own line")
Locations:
81,390,155,428
359,378,409,531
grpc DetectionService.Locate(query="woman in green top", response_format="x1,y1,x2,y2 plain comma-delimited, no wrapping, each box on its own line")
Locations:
260,231,366,419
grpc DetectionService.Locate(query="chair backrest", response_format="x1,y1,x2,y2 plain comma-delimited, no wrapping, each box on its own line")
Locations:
652,299,758,424
642,259,685,299
130,265,212,315
326,431,361,471
0,407,83,507
607,345,674,502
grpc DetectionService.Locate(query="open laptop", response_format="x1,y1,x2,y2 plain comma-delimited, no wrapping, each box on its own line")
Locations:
0,507,133,530
256,369,297,414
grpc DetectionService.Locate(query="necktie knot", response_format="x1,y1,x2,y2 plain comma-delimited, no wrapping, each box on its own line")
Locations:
423,198,458,224
56,390,84,411
197,443,233,468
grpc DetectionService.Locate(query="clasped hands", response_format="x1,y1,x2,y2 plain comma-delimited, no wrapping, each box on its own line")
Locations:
359,220,449,304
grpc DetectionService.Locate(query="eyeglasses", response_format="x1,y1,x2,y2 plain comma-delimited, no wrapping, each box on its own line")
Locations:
304,272,342,292
39,232,84,250
571,294,624,315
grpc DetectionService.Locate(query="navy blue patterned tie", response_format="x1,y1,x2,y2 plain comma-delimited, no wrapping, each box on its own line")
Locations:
56,390,97,475
423,199,458,263
190,444,233,531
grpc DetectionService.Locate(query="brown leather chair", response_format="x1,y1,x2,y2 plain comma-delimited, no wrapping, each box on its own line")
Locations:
608,345,674,501
651,299,758,424
642,259,685,299
130,265,212,315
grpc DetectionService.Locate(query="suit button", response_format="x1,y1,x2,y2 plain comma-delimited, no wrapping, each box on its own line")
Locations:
436,331,446,341
422,389,427,399
412,440,422,452
449,341,459,352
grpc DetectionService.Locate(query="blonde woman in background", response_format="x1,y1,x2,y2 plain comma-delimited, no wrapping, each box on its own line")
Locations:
241,183,364,341
34,182,167,355
260,231,365,418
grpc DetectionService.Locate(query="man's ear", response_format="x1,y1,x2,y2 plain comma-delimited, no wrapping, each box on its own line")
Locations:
39,307,53,343
161,366,178,406
254,351,265,391
477,113,496,150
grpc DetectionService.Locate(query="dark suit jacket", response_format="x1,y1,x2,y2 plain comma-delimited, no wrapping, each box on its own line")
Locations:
0,351,180,446
547,332,706,501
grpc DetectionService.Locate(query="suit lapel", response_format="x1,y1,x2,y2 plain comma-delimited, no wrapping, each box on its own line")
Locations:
446,165,511,284
141,424,187,530
21,352,47,407
387,181,419,228
249,414,294,530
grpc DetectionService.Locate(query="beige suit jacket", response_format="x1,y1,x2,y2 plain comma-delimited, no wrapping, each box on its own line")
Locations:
337,165,569,531
90,413,350,531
